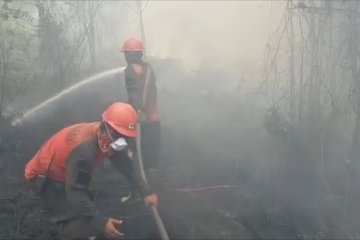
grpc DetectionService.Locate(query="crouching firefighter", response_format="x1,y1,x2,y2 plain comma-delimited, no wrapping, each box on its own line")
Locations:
24,102,158,240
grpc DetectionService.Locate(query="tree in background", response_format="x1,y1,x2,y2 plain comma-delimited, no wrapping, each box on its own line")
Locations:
261,0,360,234
0,0,109,119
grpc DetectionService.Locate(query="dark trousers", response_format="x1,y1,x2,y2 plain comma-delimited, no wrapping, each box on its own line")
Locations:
140,121,161,169
30,178,101,240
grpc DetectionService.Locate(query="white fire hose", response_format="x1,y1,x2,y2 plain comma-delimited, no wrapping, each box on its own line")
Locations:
136,122,170,240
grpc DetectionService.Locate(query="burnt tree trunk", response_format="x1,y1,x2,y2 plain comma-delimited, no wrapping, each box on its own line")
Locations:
287,0,296,123
87,1,96,71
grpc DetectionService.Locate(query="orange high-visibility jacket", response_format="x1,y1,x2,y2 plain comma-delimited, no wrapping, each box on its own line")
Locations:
24,122,104,182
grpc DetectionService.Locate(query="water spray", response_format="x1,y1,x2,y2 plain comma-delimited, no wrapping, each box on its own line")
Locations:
10,65,169,238
11,67,125,127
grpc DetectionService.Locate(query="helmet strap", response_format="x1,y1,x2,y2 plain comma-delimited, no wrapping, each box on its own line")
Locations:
97,124,112,154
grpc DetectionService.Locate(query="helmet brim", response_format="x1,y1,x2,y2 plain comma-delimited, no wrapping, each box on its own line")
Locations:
120,49,144,52
106,121,137,138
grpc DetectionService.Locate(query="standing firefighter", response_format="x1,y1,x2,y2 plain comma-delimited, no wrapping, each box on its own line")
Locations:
24,102,158,240
121,37,161,171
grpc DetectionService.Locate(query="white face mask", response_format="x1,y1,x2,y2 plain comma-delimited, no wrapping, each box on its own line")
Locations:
110,137,128,151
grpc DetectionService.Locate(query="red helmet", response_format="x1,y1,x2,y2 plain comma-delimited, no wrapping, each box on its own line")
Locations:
102,102,137,137
121,37,144,52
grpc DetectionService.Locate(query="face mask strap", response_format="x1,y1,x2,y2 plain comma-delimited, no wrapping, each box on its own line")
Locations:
103,123,114,141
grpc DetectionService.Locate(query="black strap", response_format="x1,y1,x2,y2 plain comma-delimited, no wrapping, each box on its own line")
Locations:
142,65,152,109
32,140,56,177
45,154,56,177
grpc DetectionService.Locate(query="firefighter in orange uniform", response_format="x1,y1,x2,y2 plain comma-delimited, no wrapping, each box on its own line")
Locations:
24,102,158,240
120,37,161,170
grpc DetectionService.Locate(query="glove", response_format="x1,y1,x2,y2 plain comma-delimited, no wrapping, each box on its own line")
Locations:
144,194,158,207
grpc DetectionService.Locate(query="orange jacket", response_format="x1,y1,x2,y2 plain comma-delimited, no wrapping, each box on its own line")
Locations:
124,63,160,122
24,122,104,182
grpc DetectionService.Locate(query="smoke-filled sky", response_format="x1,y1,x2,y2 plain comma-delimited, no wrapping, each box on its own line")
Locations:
4,1,286,117
103,1,284,71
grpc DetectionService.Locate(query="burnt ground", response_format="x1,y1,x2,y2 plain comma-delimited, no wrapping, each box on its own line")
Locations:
0,84,355,239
